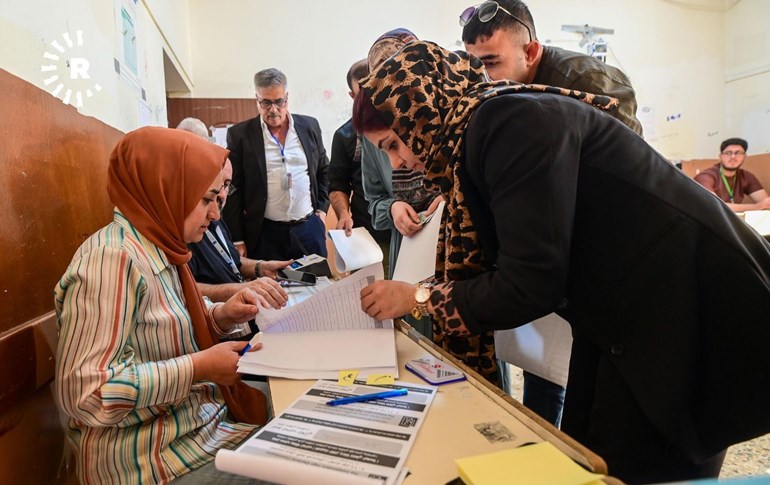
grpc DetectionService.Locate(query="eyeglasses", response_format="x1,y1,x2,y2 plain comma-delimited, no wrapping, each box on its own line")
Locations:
459,1,533,43
257,97,287,109
222,182,237,195
721,150,746,157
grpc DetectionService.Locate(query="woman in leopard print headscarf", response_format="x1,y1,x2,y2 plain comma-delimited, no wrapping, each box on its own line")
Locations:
355,40,617,383
355,40,770,484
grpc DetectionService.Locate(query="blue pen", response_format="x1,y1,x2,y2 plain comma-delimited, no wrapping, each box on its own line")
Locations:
239,332,262,357
326,388,408,406
238,343,252,356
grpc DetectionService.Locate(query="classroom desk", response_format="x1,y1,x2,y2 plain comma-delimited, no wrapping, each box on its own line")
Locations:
268,321,623,485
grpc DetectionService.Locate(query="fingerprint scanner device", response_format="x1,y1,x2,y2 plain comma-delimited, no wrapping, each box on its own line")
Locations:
406,355,466,385
290,254,332,277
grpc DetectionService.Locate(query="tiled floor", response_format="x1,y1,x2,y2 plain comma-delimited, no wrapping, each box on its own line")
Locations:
506,365,770,480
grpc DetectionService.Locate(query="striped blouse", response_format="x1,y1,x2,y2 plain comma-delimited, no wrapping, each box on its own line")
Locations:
54,211,257,485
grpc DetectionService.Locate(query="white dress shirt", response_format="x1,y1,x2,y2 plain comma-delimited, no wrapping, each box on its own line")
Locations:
261,114,314,221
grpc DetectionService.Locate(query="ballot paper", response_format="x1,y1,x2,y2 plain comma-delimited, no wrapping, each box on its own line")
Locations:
494,313,572,388
392,201,445,284
238,263,398,379
328,227,384,273
216,379,437,485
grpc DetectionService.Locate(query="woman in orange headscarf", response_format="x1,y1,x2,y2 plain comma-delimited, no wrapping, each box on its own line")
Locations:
55,127,269,484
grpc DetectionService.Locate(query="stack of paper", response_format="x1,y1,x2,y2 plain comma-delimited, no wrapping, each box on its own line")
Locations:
238,263,398,379
455,442,604,485
216,379,437,485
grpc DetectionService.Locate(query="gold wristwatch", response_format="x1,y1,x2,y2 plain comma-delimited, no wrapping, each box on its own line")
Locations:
412,282,433,319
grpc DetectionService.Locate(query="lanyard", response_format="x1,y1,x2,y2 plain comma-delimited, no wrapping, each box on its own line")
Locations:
719,166,738,203
270,131,292,189
205,226,242,282
269,131,286,160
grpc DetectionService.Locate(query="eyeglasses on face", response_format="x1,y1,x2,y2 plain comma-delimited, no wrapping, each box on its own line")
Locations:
222,181,237,195
257,97,287,109
459,1,533,43
721,150,746,157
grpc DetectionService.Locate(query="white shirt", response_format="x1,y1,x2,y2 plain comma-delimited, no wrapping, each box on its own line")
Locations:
261,114,314,221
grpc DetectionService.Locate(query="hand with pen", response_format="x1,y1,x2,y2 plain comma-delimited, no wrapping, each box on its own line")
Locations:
190,340,260,386
191,288,266,385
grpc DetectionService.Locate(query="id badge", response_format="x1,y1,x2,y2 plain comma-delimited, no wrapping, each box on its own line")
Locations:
280,165,292,190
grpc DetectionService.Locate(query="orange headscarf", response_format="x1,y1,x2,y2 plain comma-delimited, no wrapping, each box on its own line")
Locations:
108,126,267,425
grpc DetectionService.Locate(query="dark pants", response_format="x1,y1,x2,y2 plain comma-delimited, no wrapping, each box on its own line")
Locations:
258,214,327,261
561,331,725,484
523,371,566,428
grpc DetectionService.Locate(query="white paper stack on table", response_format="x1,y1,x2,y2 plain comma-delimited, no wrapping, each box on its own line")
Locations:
216,379,437,485
238,229,396,379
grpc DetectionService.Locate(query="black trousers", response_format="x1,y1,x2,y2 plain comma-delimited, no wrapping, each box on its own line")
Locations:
258,214,327,261
561,331,726,484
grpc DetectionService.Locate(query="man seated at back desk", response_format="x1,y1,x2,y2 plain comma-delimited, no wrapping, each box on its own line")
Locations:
188,158,291,308
695,137,770,212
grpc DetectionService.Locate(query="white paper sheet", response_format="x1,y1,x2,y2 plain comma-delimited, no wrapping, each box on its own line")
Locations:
216,379,437,485
239,263,398,379
328,227,384,273
392,201,445,284
494,313,573,388
743,211,770,236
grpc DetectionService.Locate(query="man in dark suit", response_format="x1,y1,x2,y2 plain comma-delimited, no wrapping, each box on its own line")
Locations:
223,68,330,261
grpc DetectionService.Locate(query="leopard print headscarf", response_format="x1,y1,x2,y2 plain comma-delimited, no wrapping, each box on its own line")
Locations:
359,41,618,380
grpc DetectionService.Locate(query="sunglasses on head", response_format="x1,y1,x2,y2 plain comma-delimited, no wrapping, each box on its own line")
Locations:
459,1,533,43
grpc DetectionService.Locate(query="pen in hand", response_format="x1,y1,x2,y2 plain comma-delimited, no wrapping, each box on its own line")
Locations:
326,388,408,406
238,343,252,356
239,332,262,357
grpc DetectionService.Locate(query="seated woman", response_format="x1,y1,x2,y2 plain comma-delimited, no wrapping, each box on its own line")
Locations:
354,41,770,484
55,127,270,484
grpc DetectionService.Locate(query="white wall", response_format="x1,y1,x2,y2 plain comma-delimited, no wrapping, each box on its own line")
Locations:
0,0,764,160
725,0,770,156
0,0,191,133
186,0,730,160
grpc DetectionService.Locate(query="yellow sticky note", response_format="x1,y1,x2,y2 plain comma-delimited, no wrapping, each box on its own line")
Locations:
365,374,395,385
338,370,359,386
456,442,604,485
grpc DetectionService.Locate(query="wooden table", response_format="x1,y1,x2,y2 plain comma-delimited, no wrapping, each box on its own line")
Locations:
268,321,623,484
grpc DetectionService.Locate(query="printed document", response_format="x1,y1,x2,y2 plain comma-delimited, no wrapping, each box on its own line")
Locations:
216,379,437,485
238,263,398,379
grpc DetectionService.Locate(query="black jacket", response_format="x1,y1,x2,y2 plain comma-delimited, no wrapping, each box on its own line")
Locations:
222,114,330,257
454,92,770,461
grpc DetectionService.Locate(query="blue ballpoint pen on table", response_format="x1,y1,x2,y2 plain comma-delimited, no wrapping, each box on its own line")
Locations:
326,388,408,406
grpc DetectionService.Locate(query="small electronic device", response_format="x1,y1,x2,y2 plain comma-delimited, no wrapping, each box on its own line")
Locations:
289,260,304,270
276,268,317,286
406,355,466,385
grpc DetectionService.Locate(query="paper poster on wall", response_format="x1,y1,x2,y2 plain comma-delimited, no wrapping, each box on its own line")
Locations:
113,0,142,93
